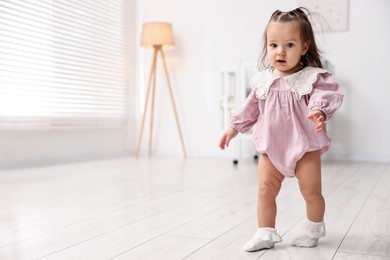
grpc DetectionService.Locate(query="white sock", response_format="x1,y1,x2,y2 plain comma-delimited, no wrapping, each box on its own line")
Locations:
243,227,282,252
291,219,326,248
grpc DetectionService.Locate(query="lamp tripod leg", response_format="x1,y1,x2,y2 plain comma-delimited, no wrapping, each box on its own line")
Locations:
149,59,157,156
159,49,187,158
136,49,158,158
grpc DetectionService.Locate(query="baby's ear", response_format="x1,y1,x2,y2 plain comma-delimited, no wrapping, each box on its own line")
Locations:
302,41,310,55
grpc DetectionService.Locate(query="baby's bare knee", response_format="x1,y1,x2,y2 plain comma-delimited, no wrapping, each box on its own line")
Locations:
301,190,323,204
258,182,279,199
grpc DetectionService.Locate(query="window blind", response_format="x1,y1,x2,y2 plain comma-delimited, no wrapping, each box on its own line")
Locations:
0,0,128,128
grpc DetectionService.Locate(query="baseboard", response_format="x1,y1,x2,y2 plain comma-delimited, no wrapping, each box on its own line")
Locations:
0,151,132,170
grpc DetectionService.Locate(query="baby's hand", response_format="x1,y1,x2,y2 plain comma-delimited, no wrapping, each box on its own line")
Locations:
307,110,326,133
219,128,238,150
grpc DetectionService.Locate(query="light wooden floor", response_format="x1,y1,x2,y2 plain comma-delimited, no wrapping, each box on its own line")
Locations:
0,157,389,260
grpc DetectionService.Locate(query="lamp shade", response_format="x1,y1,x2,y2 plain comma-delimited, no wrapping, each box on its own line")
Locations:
141,22,175,49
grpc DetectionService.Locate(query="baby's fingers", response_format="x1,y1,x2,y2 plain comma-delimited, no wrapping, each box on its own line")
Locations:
219,136,226,149
219,134,230,149
316,121,325,133
307,110,325,133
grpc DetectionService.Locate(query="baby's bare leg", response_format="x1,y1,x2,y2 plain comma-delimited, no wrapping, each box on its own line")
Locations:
295,151,325,222
257,154,285,227
243,154,284,252
293,151,326,247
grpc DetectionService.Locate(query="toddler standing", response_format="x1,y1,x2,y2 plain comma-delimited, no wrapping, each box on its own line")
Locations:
219,7,344,252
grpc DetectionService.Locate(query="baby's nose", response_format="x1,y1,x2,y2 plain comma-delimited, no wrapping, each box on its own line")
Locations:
277,48,286,56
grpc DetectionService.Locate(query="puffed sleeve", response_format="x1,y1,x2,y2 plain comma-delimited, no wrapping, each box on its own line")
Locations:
307,73,344,120
231,89,260,133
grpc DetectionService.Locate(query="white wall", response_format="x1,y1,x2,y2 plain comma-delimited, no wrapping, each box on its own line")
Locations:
318,0,390,162
136,0,390,162
0,128,129,168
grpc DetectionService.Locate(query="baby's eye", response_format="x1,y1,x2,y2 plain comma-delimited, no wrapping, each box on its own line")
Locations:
286,43,294,48
269,43,277,48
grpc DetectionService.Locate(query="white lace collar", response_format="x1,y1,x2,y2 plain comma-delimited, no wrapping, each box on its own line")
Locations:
249,66,329,100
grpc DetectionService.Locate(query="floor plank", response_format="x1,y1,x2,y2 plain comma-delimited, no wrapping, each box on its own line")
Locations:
112,235,209,260
333,252,390,260
0,157,388,260
337,164,390,257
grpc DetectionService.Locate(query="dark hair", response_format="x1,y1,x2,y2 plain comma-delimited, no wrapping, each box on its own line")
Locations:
258,7,323,69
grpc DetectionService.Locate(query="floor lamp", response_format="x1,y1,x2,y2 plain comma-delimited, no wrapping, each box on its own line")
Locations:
136,22,187,158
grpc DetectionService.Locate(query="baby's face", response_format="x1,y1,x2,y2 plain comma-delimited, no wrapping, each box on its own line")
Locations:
266,21,308,76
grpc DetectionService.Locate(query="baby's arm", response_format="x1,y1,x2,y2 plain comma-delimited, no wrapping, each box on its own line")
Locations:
219,90,260,150
307,73,344,132
219,128,238,149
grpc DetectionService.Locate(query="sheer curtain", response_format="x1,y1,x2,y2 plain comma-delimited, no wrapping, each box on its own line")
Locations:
0,0,128,128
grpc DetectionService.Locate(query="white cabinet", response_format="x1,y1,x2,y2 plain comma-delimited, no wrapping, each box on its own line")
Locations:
220,62,258,164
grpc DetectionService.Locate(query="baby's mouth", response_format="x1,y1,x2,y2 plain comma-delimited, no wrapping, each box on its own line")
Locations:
276,60,286,63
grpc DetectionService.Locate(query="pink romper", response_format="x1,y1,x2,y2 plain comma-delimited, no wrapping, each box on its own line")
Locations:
231,66,344,177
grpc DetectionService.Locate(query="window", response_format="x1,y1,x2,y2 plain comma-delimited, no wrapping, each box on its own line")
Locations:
0,0,128,128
